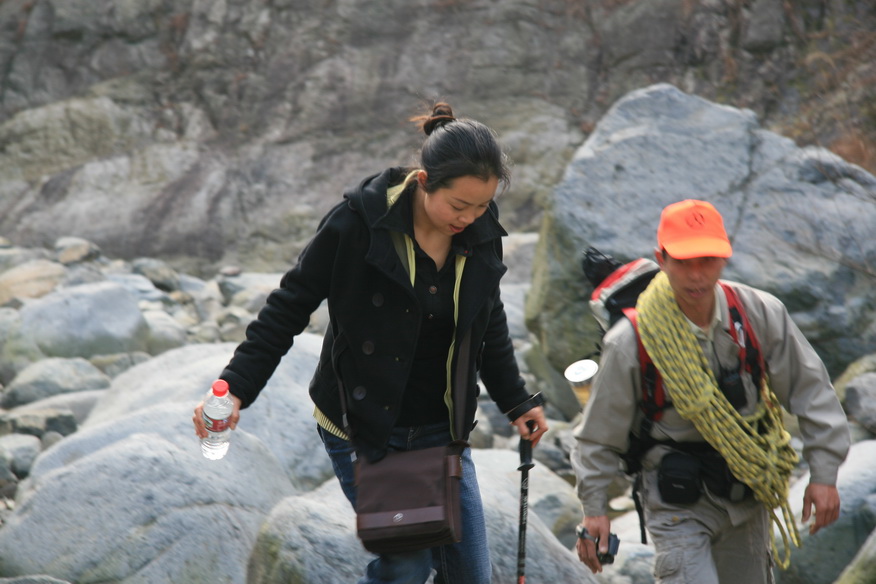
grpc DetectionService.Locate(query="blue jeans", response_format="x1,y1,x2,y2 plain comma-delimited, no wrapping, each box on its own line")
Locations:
318,423,491,584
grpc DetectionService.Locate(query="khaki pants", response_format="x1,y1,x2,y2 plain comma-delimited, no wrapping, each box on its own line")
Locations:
642,467,774,584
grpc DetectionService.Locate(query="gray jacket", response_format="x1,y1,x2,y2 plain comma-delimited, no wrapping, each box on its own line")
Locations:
571,280,850,517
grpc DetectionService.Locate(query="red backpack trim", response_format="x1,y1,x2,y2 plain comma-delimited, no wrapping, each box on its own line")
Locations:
591,258,658,302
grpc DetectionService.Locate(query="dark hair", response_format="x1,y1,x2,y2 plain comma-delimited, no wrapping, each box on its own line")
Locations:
410,102,510,194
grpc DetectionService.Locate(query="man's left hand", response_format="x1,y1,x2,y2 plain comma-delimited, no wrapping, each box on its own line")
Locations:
802,482,840,535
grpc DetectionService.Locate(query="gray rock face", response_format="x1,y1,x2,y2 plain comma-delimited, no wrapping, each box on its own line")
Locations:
527,83,876,377
1,0,874,273
0,77,873,583
843,373,876,435
0,578,71,584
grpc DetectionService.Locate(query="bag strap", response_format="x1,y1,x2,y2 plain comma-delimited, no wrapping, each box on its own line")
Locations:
451,328,472,441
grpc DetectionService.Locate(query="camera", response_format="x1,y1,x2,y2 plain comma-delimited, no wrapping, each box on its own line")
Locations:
717,365,747,409
597,532,621,564
576,526,621,564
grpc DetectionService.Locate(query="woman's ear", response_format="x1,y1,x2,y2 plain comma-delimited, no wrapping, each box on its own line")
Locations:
417,170,428,191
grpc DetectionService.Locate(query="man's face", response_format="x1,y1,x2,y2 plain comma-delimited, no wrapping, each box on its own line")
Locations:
655,250,727,315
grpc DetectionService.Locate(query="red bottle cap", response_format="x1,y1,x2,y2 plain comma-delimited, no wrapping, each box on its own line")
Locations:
212,379,229,396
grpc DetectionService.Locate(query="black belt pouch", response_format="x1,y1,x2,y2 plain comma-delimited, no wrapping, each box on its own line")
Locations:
701,452,752,502
658,451,702,504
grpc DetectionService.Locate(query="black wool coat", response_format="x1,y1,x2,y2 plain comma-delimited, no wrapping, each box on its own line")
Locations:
220,167,533,460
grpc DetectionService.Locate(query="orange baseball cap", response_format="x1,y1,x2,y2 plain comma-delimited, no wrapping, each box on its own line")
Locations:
657,199,732,259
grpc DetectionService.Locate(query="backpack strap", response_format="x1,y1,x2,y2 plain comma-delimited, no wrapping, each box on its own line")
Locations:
624,307,670,422
719,282,765,388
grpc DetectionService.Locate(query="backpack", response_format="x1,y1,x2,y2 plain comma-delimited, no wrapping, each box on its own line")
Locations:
582,247,766,542
583,247,660,335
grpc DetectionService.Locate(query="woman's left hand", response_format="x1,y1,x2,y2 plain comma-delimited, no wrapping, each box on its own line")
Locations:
512,406,548,447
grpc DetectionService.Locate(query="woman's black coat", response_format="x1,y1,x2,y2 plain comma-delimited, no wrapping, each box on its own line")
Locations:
220,167,533,460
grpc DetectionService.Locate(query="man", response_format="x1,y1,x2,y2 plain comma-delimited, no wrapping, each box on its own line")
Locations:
571,199,850,583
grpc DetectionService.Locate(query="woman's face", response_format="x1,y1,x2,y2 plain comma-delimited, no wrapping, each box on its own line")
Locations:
419,172,498,236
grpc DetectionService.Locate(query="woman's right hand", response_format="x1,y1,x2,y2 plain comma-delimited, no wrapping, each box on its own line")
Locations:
192,392,243,439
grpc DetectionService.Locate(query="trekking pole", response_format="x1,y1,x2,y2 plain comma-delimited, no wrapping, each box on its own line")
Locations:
517,420,536,584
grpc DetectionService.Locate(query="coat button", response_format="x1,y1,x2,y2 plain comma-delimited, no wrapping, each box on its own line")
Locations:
429,285,438,294
362,340,375,355
353,386,367,400
372,293,384,307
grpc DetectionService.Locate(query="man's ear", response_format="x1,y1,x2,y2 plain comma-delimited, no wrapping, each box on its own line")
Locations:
654,247,665,269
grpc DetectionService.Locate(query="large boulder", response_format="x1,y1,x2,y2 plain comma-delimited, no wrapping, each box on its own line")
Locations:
843,373,876,435
18,281,150,360
0,339,329,582
1,358,110,408
246,480,374,584
526,83,876,379
0,411,292,583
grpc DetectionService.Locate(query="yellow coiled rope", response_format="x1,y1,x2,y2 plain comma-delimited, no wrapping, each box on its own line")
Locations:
636,271,800,568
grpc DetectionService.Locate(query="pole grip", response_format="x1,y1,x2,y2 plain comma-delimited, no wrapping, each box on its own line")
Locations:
518,420,536,471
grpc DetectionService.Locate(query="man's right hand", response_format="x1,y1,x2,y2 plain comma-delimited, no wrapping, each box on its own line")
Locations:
575,515,611,574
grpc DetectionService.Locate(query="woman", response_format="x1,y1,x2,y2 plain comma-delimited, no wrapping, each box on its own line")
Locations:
193,102,548,584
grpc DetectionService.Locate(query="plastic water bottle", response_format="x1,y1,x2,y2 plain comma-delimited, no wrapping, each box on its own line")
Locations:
201,379,233,460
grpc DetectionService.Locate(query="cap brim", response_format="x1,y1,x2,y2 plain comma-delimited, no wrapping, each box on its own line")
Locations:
663,237,732,260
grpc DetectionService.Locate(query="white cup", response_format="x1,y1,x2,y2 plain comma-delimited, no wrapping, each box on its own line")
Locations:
564,359,599,405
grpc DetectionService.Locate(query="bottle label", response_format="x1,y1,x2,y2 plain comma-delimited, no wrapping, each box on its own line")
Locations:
203,412,229,432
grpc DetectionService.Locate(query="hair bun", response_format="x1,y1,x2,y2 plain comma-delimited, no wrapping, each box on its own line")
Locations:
422,103,456,136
